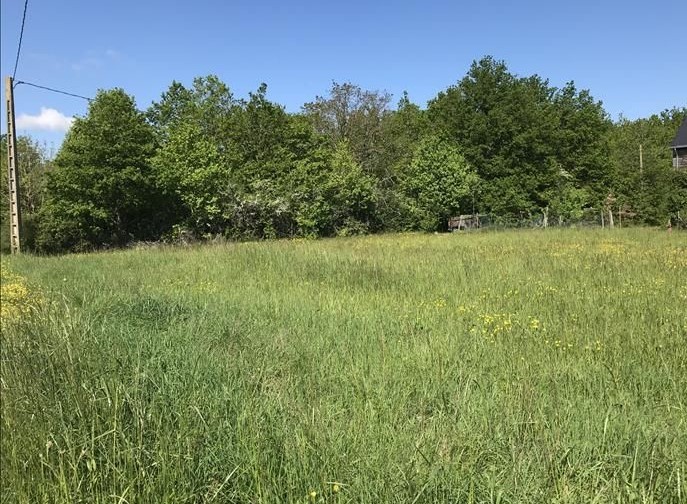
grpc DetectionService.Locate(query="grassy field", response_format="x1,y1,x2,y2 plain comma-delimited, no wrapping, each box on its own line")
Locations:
1,229,686,503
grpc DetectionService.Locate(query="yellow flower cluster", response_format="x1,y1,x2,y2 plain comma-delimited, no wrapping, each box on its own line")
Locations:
596,242,626,256
0,268,41,324
665,247,687,270
531,280,559,297
433,297,447,309
548,242,584,258
543,338,603,352
463,309,517,343
545,239,687,274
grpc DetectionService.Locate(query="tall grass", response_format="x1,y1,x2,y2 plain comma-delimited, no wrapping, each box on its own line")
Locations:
2,229,686,503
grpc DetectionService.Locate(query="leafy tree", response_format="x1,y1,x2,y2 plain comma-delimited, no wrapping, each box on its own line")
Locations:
0,135,52,252
372,93,430,230
147,75,237,145
289,142,377,237
379,92,429,176
550,82,612,206
149,76,241,237
326,141,377,235
666,169,687,228
151,121,231,235
228,178,295,240
303,81,392,178
403,136,479,231
428,57,611,219
146,81,193,141
228,83,300,188
428,58,555,215
543,171,590,225
609,108,686,225
36,89,161,252
150,78,328,239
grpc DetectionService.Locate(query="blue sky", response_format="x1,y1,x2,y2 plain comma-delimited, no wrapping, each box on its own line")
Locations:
2,0,686,150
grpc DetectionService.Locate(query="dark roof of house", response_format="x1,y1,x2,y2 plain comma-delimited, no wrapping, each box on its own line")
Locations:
672,116,687,148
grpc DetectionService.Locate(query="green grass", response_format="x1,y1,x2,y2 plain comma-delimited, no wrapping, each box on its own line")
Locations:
1,229,686,503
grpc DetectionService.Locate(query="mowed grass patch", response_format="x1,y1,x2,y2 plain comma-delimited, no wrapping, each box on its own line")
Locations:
1,229,686,503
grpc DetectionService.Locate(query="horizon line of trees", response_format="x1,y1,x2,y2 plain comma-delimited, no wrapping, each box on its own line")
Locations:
2,56,686,254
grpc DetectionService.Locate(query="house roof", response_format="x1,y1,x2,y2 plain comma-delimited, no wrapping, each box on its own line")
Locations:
672,116,687,148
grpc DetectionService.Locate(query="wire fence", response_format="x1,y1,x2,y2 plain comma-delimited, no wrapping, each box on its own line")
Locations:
448,209,684,232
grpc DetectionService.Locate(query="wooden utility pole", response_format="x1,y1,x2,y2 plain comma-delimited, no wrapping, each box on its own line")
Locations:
639,144,643,175
5,76,22,254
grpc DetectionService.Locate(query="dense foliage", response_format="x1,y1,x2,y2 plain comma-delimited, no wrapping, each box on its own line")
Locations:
35,90,163,252
1,135,52,251
2,56,685,253
608,109,687,226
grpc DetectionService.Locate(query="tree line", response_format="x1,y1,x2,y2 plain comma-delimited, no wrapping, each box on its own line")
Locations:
2,56,685,253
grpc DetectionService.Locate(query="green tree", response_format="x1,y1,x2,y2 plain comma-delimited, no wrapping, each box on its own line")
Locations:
326,141,377,235
149,76,240,237
666,169,687,228
550,82,612,207
289,142,377,237
379,92,429,175
403,136,479,231
303,81,392,178
428,58,557,216
374,93,430,230
147,75,237,145
36,89,161,252
151,121,231,235
609,108,686,225
428,57,611,220
543,170,590,225
150,78,328,239
0,135,52,252
228,83,299,188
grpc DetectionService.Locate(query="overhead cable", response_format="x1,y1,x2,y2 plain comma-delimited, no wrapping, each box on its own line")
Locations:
14,80,93,102
12,0,30,80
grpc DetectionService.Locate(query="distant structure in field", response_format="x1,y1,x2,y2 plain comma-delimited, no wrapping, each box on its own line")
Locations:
448,214,482,231
671,116,687,169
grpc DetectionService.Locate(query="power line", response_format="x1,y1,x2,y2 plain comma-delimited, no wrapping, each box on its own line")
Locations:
12,0,30,80
14,80,93,102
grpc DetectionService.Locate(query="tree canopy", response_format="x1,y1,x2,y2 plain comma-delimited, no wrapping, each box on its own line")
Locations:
35,89,163,252
5,57,684,253
428,57,612,220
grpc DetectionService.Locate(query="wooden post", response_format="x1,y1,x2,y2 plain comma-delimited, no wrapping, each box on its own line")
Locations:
604,193,615,229
5,76,21,254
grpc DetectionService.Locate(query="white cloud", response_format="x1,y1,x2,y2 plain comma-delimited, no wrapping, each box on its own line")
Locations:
16,107,74,132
